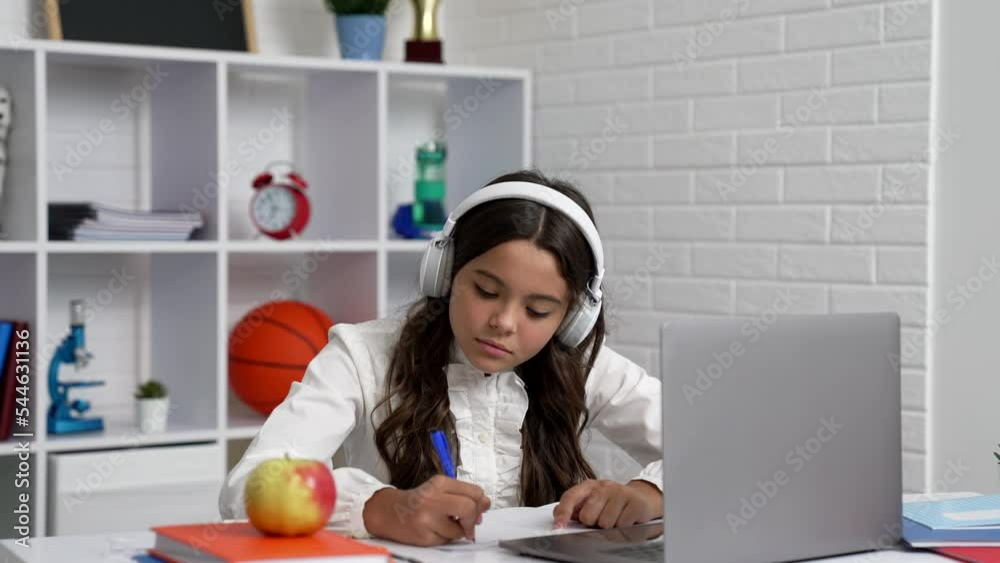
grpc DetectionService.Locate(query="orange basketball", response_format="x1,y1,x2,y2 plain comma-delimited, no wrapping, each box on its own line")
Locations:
228,300,334,416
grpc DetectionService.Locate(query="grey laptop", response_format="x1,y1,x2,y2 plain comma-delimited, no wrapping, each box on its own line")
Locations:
500,313,902,563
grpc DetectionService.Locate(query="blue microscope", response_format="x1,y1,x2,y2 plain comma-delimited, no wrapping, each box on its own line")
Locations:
47,299,105,434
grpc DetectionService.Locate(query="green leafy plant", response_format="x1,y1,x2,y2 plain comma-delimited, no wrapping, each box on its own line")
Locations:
134,380,168,400
324,0,391,15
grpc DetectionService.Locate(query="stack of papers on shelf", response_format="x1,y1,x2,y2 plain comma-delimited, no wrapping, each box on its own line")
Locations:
904,493,1000,548
48,202,203,241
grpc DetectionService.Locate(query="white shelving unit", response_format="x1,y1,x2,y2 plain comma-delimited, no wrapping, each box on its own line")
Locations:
0,39,530,538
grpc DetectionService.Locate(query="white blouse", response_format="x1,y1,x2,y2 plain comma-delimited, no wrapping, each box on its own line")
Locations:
219,318,663,538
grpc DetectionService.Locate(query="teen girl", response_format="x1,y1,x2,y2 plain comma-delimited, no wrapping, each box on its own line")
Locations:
220,169,663,546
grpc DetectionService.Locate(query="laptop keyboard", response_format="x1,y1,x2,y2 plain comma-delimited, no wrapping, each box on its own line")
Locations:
601,543,664,561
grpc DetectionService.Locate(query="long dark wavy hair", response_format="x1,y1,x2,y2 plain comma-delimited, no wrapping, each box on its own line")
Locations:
371,169,607,506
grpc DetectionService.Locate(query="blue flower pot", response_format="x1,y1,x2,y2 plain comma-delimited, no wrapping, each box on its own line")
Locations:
335,14,386,60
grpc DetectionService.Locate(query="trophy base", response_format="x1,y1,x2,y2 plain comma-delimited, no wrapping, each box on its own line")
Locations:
406,40,444,64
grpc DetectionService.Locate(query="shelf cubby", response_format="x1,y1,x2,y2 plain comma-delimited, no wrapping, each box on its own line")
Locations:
45,52,220,240
225,64,379,242
225,250,378,437
385,73,527,240
45,252,218,446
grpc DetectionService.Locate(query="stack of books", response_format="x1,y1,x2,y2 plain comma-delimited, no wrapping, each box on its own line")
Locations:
48,202,203,241
904,492,1000,562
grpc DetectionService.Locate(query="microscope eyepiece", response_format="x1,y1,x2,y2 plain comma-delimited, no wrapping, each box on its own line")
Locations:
70,299,85,326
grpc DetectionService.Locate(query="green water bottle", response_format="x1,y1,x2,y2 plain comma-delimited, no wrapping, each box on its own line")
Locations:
413,140,446,231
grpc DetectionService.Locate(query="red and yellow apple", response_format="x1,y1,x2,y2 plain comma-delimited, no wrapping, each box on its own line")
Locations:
244,455,336,536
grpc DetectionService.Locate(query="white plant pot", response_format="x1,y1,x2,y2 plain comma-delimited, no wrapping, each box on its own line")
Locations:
136,398,170,434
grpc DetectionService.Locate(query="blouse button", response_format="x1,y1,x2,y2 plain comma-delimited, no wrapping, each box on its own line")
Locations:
478,432,489,444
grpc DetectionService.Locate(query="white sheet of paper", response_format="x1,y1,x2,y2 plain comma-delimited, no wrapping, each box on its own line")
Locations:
431,502,590,552
366,502,598,561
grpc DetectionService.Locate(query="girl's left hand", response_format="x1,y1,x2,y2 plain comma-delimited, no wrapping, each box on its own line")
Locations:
552,479,663,529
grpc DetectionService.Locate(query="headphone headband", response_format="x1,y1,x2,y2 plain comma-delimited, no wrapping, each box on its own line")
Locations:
440,181,605,300
419,180,605,347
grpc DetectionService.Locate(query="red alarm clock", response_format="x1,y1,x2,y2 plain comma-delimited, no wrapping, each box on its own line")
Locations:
250,162,311,240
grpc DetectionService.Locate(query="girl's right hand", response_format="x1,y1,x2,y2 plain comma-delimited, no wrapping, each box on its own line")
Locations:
363,475,492,546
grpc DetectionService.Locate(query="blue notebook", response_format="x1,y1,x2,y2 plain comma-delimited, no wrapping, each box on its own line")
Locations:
903,517,1000,546
0,322,13,392
905,495,1000,529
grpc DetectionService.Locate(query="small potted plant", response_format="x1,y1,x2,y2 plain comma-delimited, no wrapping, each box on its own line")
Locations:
325,0,391,60
134,379,169,434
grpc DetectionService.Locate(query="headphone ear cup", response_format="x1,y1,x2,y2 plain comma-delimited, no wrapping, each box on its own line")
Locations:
557,293,601,348
419,237,454,297
439,243,454,295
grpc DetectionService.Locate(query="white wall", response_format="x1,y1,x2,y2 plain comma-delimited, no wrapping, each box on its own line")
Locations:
445,1,934,493
928,1,1000,494
0,0,945,493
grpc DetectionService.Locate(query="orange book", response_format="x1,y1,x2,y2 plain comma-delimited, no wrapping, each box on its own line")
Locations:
148,522,392,563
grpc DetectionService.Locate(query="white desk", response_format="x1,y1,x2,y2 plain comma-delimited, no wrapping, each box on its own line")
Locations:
1,496,966,562
0,530,954,563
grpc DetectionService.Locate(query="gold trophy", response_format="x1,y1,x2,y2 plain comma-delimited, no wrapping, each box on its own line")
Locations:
406,0,443,64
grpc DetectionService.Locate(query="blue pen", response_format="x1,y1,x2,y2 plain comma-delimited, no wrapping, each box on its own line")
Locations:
431,429,457,478
432,429,478,542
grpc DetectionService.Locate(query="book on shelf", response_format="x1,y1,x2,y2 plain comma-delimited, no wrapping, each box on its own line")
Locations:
0,321,13,439
0,320,28,441
148,521,392,562
0,322,11,395
48,202,203,241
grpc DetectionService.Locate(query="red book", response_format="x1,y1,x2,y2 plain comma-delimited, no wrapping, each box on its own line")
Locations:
0,321,28,440
934,547,1000,563
149,522,392,562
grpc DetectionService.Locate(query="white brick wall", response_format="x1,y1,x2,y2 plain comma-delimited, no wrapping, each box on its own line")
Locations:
446,0,933,492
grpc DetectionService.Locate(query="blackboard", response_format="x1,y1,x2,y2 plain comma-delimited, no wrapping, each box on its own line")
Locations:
45,0,258,52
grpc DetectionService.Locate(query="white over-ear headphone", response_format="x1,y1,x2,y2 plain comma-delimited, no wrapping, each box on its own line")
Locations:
418,181,605,348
